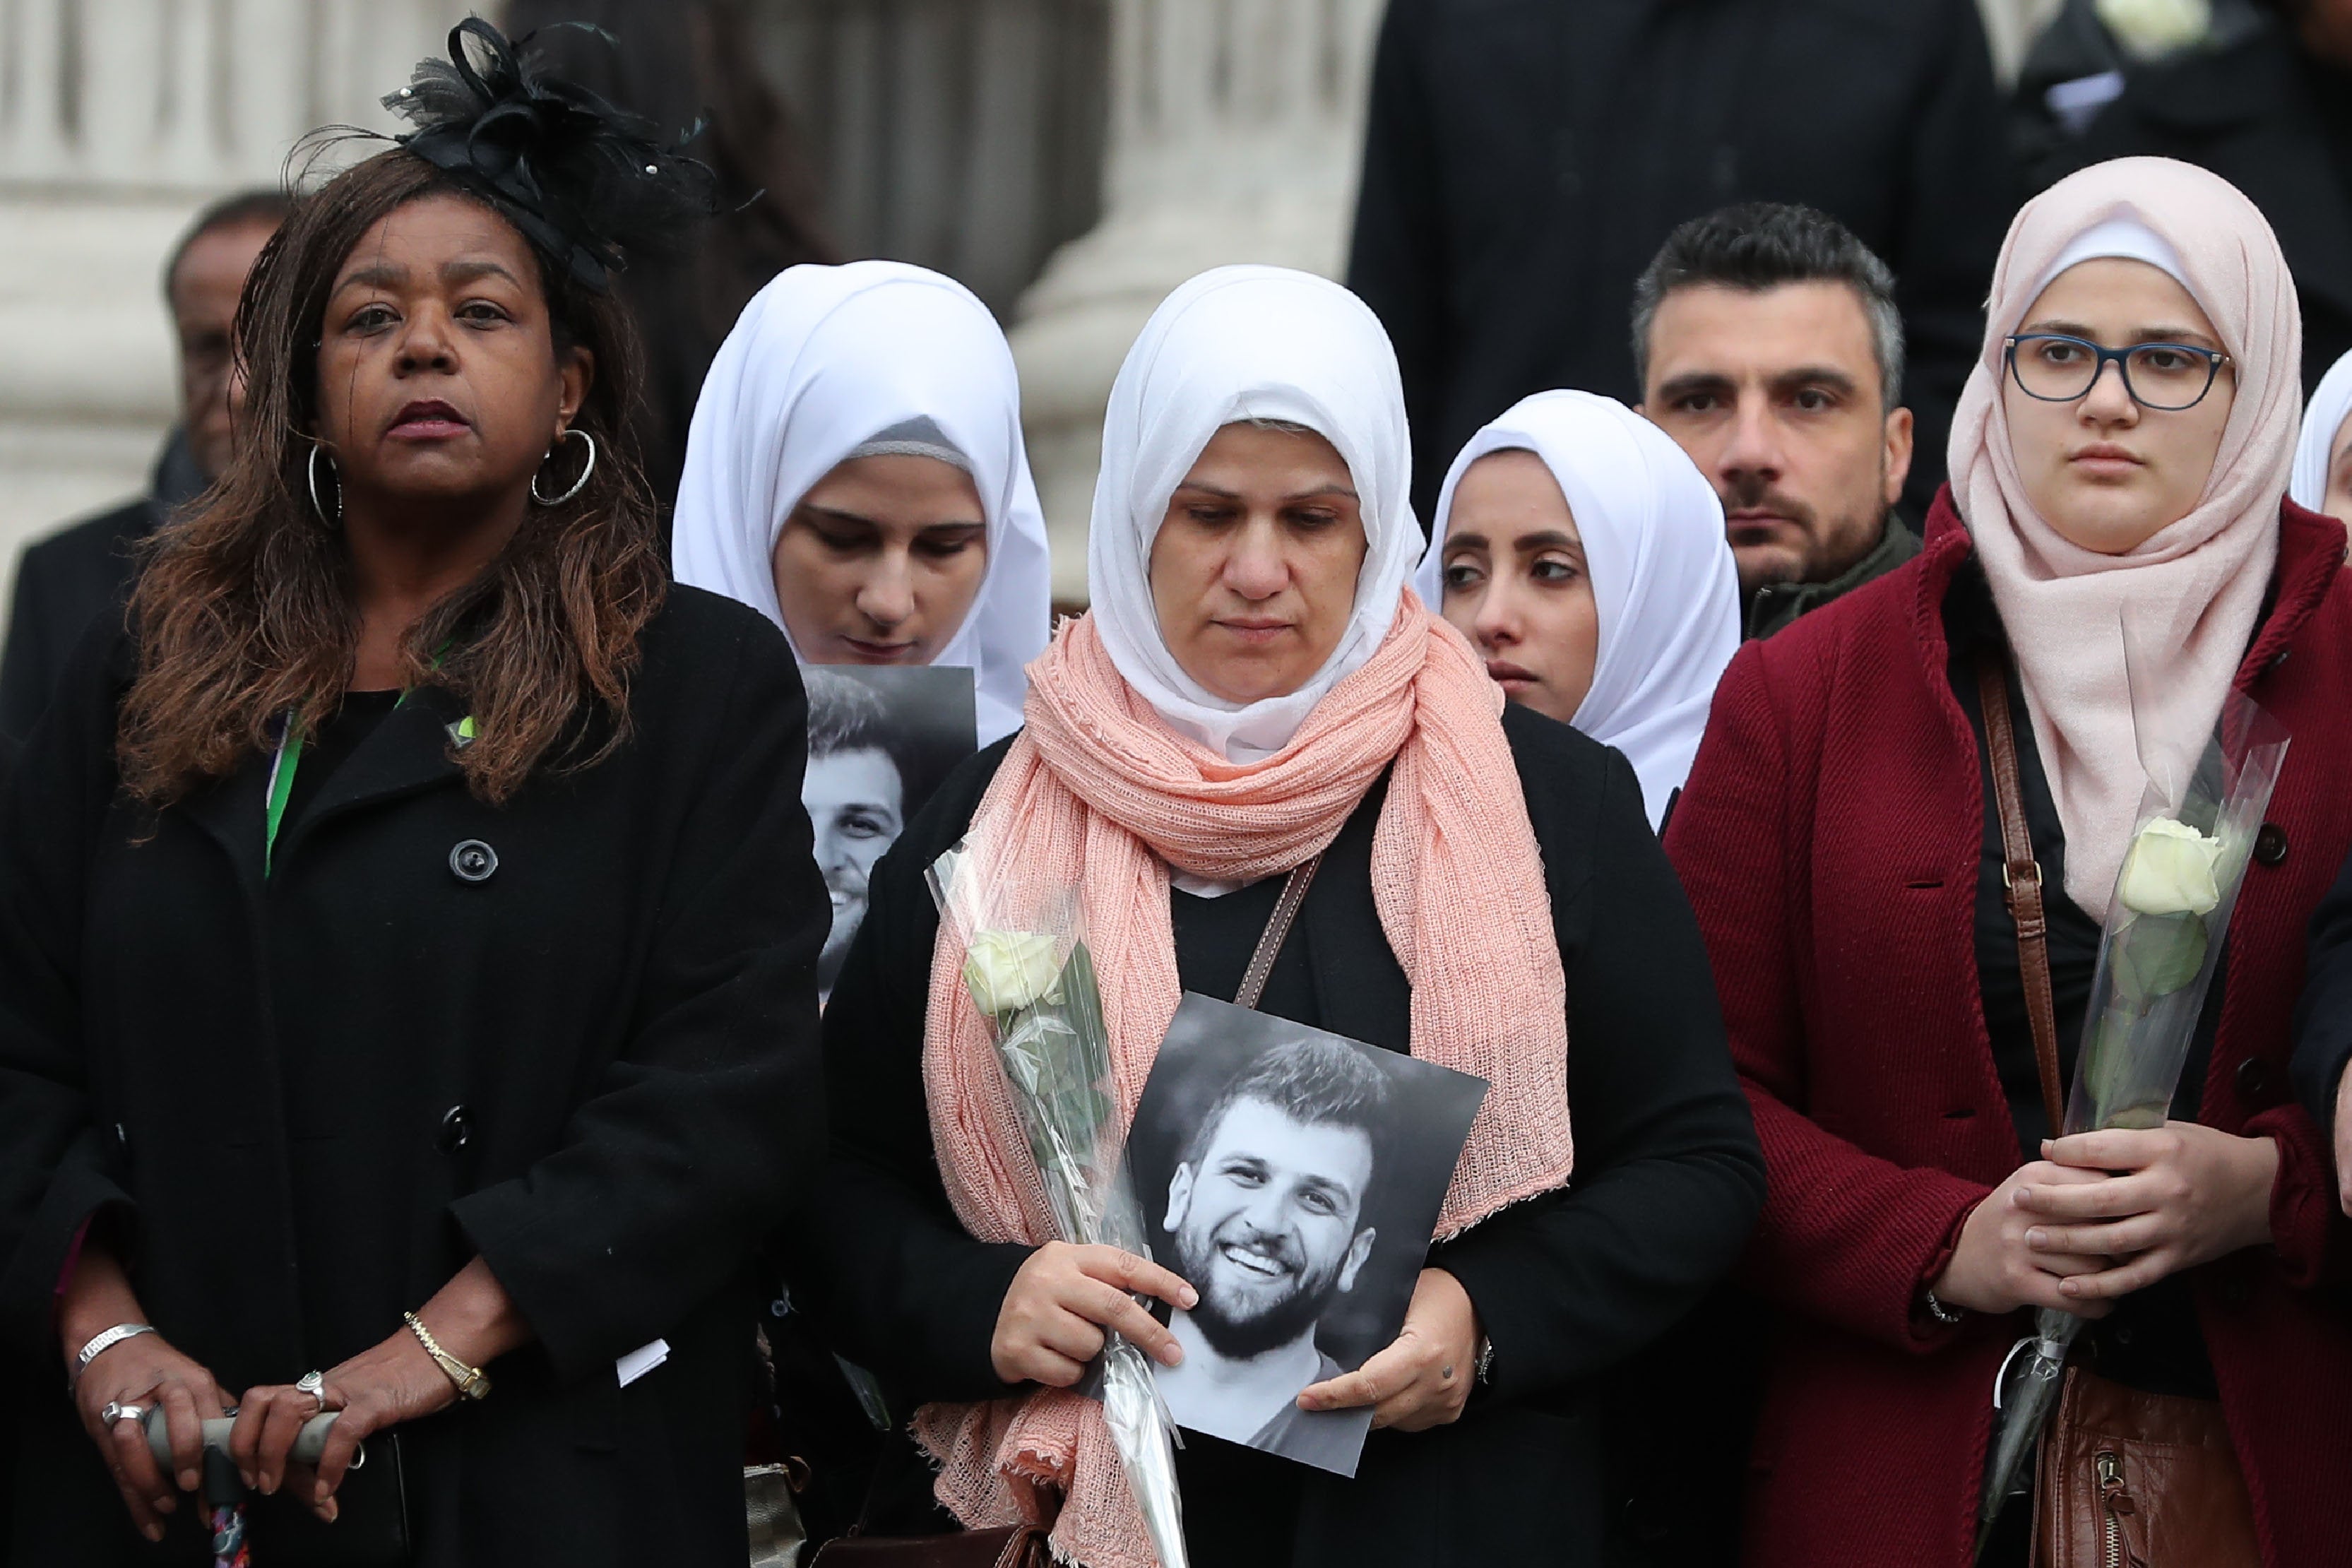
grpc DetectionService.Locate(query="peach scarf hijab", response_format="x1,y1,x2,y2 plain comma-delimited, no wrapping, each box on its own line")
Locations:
1951,158,2301,916
914,271,1575,1568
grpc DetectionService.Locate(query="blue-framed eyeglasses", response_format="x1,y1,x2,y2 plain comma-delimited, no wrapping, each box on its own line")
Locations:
2003,333,2232,412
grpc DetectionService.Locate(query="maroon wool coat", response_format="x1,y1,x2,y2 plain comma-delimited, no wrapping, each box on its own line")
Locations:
1664,490,2352,1568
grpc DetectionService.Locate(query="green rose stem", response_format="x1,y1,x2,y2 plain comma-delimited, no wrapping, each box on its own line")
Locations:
955,919,1187,1566
2081,910,2209,1129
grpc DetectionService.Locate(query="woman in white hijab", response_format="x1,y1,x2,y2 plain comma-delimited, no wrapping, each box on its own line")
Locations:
672,261,1052,743
794,265,1761,1568
1413,391,1739,828
2291,347,2352,524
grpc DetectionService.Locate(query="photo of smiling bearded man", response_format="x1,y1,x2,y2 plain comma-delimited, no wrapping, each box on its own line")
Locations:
1156,1033,1387,1471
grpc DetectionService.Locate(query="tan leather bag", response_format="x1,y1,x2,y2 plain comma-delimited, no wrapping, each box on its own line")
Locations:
2030,1367,2259,1568
1978,652,2263,1568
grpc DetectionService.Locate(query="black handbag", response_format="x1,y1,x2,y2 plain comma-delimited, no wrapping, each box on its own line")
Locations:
240,1430,411,1567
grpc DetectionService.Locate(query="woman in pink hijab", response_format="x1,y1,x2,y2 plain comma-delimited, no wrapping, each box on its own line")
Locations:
1666,157,2352,1568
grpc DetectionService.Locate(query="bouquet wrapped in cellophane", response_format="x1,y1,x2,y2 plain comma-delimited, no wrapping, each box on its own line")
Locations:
927,841,1188,1568
1974,649,2289,1559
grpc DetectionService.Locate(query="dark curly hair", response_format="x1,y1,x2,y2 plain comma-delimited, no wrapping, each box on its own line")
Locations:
117,146,666,807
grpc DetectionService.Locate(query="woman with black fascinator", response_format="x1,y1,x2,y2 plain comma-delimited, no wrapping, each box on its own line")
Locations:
0,21,826,1564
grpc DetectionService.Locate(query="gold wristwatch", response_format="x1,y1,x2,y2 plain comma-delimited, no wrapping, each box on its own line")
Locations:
404,1311,492,1401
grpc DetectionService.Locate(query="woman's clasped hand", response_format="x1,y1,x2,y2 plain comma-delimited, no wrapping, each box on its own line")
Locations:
1933,1122,2281,1317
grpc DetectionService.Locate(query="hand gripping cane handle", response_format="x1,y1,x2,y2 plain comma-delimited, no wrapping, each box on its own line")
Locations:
141,1408,348,1468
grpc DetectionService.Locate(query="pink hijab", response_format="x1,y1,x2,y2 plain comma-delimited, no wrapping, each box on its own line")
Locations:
1950,157,2302,916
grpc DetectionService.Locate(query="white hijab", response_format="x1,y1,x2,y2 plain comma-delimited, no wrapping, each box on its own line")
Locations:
1088,265,1423,761
1412,391,1740,826
2292,347,2352,514
672,261,1052,744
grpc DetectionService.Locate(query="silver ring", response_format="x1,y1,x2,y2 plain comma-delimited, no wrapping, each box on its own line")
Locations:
295,1370,327,1410
100,1401,145,1427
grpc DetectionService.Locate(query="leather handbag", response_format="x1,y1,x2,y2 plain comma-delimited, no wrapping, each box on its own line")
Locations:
809,1526,1048,1568
1977,652,2262,1568
2029,1365,2259,1568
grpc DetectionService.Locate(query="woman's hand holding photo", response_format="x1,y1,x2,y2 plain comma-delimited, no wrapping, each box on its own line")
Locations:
1296,1266,1479,1432
990,1241,1196,1389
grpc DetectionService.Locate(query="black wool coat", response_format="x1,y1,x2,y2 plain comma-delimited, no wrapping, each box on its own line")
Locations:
2033,21,2352,400
0,587,828,1567
1345,0,2013,524
791,705,1766,1566
0,428,205,747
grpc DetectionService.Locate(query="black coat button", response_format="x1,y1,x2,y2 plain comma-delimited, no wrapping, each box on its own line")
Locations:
436,1104,472,1153
2235,1056,2276,1107
449,840,498,883
2253,824,2288,866
2219,1274,2252,1310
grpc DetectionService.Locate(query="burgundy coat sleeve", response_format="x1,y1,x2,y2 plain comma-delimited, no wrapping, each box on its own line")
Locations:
1666,640,1988,1354
2247,1102,2339,1288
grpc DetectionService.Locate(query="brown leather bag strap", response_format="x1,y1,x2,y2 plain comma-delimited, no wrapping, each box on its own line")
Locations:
1235,853,1324,1011
1978,649,2066,1134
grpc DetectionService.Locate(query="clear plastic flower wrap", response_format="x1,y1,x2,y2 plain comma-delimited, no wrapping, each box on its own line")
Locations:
1974,653,2288,1558
927,841,1189,1568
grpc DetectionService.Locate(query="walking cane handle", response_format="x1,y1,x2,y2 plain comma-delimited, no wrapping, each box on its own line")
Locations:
141,1408,343,1467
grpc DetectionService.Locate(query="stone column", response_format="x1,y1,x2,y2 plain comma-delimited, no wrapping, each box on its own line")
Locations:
0,0,465,595
1008,0,1384,602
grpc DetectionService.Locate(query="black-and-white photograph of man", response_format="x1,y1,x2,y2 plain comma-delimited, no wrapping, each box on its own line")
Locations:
1127,995,1486,1478
801,665,975,1005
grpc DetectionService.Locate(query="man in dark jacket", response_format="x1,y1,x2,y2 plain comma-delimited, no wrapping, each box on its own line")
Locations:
1346,0,2011,525
0,189,285,744
1603,199,1927,1567
2032,0,2352,396
1635,204,1920,641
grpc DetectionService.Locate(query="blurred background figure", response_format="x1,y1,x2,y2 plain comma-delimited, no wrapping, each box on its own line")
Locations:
2010,0,2271,171
499,0,838,505
0,191,285,745
1634,205,1920,641
1345,0,2012,526
2024,0,2352,393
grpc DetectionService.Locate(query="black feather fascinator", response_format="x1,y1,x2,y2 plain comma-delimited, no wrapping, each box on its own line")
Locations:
384,17,718,291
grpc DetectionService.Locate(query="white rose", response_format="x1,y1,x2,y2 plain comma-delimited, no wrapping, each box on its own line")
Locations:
963,930,1064,1015
2095,0,2210,60
2114,816,2223,917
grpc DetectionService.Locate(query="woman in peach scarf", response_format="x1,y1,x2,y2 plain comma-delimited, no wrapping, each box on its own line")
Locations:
791,266,1762,1567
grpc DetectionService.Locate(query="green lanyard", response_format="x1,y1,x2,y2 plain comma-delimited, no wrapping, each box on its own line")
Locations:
262,683,469,877
263,719,304,879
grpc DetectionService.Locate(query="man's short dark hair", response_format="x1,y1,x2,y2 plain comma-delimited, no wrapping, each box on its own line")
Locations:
1184,1037,1392,1177
162,189,292,304
803,667,893,761
1631,203,1906,410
